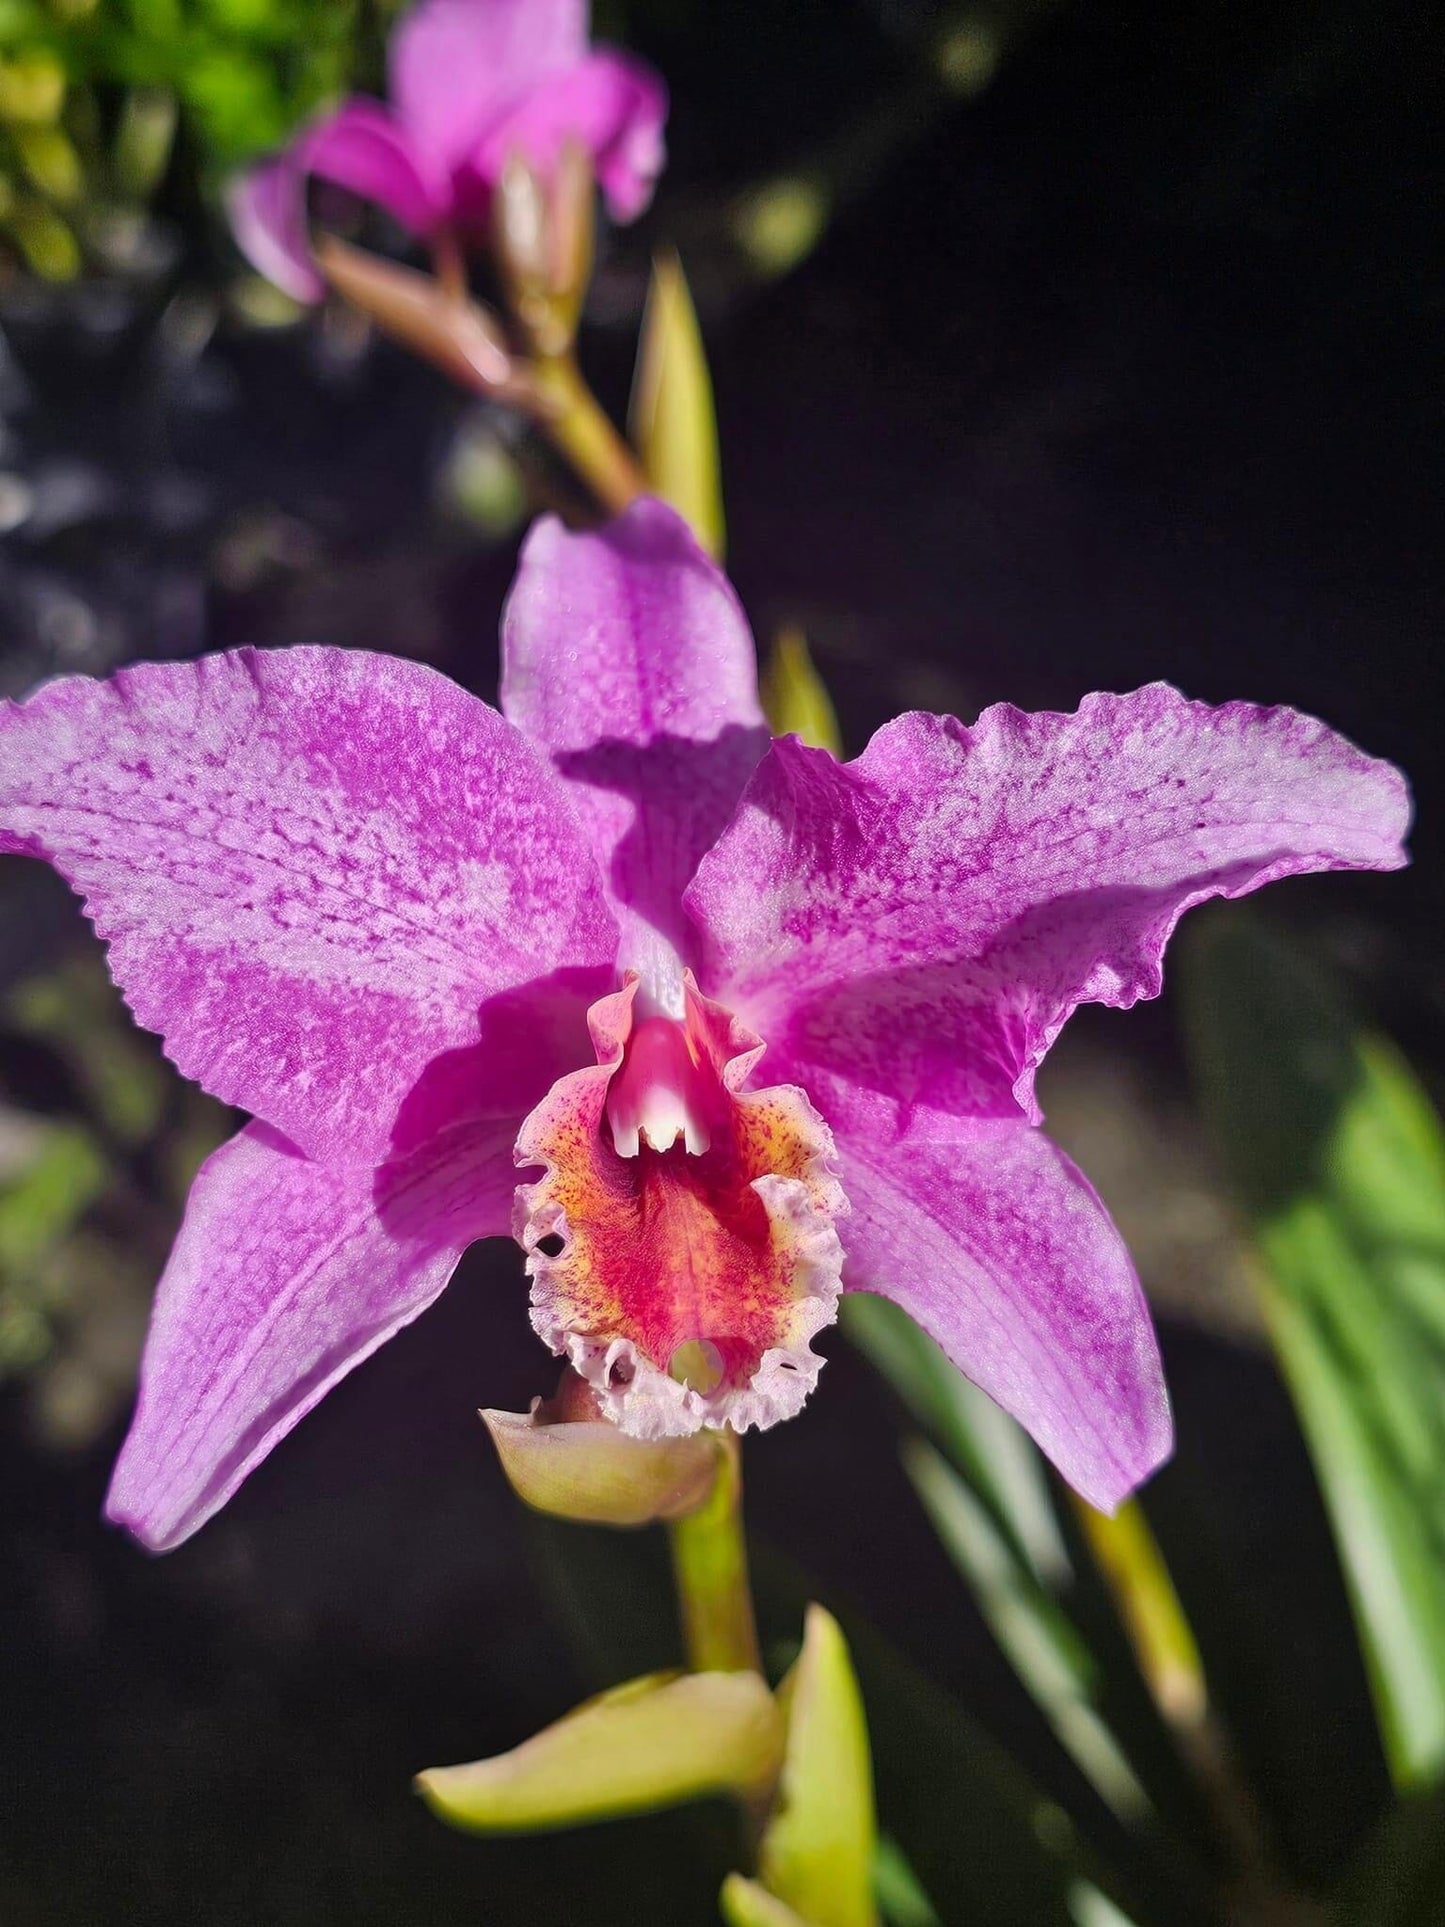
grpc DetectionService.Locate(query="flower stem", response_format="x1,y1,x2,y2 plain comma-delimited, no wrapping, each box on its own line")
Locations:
668,1431,762,1675
530,352,648,518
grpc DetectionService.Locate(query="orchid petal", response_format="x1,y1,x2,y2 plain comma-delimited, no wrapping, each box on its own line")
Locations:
229,101,447,302
227,154,324,304
688,686,1410,1130
105,1117,516,1551
841,1121,1171,1512
390,0,586,172
0,647,618,1164
501,499,766,1011
470,50,669,222
300,98,447,233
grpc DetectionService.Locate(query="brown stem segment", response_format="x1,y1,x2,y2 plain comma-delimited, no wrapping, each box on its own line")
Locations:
667,1431,762,1675
313,235,645,520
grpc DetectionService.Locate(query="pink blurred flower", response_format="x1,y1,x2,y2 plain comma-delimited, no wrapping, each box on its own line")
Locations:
231,0,667,301
0,501,1409,1548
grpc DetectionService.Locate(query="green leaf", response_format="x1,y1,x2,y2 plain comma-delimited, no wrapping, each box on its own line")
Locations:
1069,1883,1144,1927
756,1605,878,1927
628,248,725,558
721,1875,811,1927
0,1120,106,1281
112,83,176,200
1180,914,1445,1789
904,1438,1149,1824
1070,1499,1206,1731
9,958,171,1146
842,1293,1070,1589
761,1567,1094,1927
871,1836,941,1927
761,627,843,757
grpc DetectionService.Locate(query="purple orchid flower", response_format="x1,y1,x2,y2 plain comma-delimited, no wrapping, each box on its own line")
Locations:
0,500,1409,1551
231,0,667,303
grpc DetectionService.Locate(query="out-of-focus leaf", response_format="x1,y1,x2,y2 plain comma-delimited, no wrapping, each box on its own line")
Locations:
1330,1784,1445,1925
1069,1882,1142,1927
834,1627,1085,1925
1181,914,1445,1790
2,193,79,276
0,1119,106,1282
871,1836,940,1927
10,960,169,1146
13,122,81,199
842,1277,1226,1920
721,1876,810,1927
112,83,176,200
842,1293,1070,1587
0,1115,108,1380
1071,1500,1207,1730
762,626,843,758
417,1670,784,1834
0,50,65,123
905,1438,1149,1824
755,1605,878,1927
628,248,725,558
724,1880,816,1927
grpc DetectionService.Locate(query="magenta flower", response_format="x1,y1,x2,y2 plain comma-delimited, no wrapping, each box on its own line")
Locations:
0,501,1408,1550
232,0,667,302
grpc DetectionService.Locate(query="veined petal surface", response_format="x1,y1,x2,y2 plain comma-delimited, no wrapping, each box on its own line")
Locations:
502,499,766,1011
840,1120,1171,1511
687,686,1410,1130
106,1118,518,1551
390,0,586,171
0,647,617,1164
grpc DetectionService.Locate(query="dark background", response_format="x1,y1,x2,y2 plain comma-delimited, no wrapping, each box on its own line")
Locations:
2,0,1440,1919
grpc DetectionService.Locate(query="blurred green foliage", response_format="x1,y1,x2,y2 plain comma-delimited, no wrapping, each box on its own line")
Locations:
0,955,228,1444
1182,914,1445,1793
0,0,393,277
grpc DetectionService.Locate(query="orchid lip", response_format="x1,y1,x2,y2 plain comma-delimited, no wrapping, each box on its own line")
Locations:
515,974,849,1439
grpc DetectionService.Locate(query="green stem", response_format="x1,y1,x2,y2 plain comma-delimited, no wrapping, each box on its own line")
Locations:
668,1432,761,1674
530,353,648,518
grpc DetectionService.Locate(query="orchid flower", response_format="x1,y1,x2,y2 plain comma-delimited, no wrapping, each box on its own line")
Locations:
0,500,1409,1551
231,0,667,303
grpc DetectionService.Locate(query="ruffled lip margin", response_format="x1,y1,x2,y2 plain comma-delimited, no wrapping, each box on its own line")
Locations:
515,974,848,1438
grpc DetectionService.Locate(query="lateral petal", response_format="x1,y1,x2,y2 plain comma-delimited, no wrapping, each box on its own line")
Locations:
0,647,617,1163
105,1117,516,1551
229,100,447,303
688,686,1409,1128
501,500,766,1011
840,1120,1172,1512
